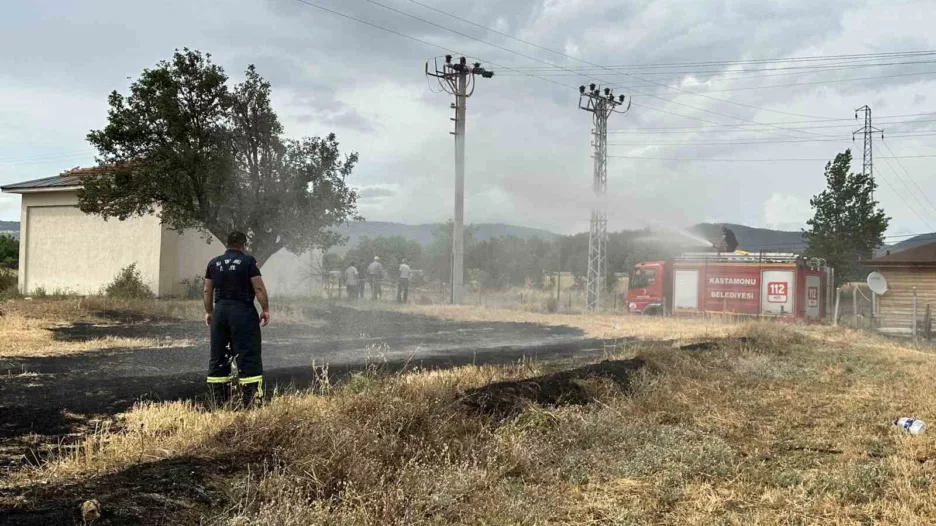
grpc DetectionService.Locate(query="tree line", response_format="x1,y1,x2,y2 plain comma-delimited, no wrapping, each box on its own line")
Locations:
320,222,683,290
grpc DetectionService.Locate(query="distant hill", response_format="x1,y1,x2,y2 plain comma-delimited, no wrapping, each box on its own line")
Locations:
887,233,936,254
0,220,18,239
691,223,805,252
331,221,559,253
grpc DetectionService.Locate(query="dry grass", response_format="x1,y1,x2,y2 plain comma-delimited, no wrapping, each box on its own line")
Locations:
0,314,189,358
0,297,317,360
1,296,207,322
2,295,313,324
5,313,936,524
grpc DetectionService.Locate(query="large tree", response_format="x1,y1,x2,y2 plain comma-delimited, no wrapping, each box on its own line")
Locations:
803,149,889,284
82,49,359,265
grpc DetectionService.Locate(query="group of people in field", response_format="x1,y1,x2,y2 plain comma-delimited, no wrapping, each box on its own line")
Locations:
343,256,411,303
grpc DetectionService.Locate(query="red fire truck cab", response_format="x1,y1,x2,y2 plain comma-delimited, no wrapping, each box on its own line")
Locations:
625,252,833,321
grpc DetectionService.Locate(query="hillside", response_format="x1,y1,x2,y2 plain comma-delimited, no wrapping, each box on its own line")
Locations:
887,232,936,253
0,220,18,239
331,221,559,253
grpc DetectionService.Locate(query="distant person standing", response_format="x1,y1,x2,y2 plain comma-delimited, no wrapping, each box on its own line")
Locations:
397,259,411,304
368,256,384,300
357,262,366,299
344,262,359,300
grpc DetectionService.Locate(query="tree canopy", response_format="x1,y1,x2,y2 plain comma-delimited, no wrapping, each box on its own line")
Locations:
803,149,889,284
82,49,359,265
0,234,17,269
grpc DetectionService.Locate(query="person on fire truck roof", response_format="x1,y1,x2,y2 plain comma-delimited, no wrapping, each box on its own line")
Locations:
714,224,739,253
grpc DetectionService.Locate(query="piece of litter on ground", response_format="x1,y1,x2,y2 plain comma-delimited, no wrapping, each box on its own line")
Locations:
895,417,927,434
81,499,102,522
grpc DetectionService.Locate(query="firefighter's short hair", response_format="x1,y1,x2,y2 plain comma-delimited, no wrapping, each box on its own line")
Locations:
226,231,248,249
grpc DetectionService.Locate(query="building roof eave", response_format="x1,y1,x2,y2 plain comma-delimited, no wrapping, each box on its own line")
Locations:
1,185,83,195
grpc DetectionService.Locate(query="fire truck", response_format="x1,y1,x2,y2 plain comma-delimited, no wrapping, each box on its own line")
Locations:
625,252,833,321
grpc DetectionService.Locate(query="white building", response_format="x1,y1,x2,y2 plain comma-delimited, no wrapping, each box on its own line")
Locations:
1,167,321,297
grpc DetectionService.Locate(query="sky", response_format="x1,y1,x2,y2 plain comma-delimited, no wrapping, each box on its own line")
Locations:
2,0,936,243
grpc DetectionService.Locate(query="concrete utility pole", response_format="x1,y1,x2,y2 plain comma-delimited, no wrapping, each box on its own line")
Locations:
427,55,494,304
854,105,883,199
578,83,629,311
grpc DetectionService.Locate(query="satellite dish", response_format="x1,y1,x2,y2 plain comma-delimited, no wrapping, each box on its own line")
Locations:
867,272,888,295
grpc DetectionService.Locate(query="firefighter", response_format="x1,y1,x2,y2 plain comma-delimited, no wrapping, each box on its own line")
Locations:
714,224,739,253
203,231,271,408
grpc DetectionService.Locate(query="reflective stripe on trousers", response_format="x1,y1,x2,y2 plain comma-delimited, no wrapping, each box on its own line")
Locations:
239,375,264,397
207,376,233,384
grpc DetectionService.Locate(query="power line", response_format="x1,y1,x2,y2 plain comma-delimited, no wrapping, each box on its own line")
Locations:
880,139,936,216
874,143,936,223
607,154,936,162
871,147,936,229
610,120,936,134
497,67,936,98
609,112,936,132
498,70,936,98
498,62,936,89
499,50,936,70
590,70,936,95
379,0,844,131
292,0,586,94
501,58,936,75
608,131,936,146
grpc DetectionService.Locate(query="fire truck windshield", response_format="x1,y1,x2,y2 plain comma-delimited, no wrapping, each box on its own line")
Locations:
630,268,657,289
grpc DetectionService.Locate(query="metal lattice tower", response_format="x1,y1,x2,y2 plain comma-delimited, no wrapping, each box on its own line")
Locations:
853,105,883,199
426,55,494,304
578,84,630,311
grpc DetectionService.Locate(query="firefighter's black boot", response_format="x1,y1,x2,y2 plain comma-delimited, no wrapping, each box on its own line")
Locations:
209,382,231,408
241,382,262,409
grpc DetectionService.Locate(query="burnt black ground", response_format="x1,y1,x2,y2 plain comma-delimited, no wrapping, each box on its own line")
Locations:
0,304,628,525
0,305,612,463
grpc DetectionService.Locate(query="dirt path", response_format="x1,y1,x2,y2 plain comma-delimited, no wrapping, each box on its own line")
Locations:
0,305,608,467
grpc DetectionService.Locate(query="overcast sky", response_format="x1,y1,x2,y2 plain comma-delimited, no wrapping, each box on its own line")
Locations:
2,0,935,242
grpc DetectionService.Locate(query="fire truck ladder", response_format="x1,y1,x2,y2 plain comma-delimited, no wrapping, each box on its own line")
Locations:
675,252,828,269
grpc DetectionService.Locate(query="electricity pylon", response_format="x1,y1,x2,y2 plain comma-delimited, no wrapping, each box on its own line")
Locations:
578,83,630,312
854,105,883,199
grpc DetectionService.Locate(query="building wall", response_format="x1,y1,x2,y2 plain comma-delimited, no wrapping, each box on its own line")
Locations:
17,189,324,298
877,267,936,328
159,228,224,297
19,190,162,294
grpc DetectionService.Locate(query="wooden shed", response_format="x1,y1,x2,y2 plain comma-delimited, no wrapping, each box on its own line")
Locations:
862,243,936,329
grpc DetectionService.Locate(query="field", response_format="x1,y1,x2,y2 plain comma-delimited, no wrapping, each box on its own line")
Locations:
2,297,936,524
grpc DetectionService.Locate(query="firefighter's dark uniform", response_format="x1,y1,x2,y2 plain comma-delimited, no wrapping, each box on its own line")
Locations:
722,228,739,252
205,249,263,406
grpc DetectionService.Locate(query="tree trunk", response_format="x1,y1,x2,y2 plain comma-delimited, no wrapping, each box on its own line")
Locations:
250,236,283,268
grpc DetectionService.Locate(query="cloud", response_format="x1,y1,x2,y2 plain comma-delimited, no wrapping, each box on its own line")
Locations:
1,0,935,238
357,185,398,201
0,194,19,220
762,194,811,231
